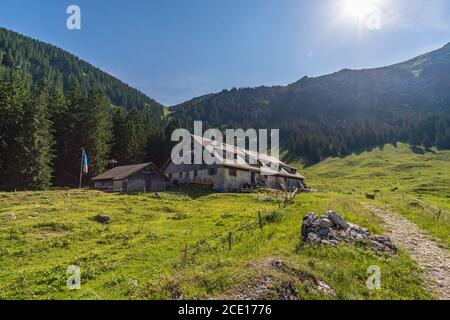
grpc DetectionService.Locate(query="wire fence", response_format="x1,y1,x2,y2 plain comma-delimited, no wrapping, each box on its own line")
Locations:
386,192,450,221
312,182,450,221
165,191,300,270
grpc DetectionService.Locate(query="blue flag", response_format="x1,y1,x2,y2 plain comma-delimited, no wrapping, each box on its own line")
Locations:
82,150,89,174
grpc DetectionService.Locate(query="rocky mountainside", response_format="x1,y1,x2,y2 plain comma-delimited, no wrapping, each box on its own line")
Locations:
173,43,450,125
171,43,450,161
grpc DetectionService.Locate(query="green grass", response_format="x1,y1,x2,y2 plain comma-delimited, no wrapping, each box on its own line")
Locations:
0,187,433,300
301,143,450,246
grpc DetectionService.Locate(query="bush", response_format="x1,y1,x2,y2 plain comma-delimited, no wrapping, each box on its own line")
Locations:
265,210,283,224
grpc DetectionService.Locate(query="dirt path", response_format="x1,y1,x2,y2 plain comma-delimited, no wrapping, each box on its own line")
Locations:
368,206,450,300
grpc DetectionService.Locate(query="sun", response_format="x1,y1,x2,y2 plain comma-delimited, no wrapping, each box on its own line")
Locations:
341,0,383,30
342,0,379,21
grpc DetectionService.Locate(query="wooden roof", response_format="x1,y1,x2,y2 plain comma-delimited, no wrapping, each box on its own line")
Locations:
92,163,167,181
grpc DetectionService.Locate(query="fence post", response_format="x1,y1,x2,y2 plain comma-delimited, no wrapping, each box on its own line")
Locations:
436,209,442,220
228,232,232,250
258,211,263,230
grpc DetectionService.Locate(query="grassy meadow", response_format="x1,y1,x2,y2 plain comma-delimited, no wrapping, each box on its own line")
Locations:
0,188,432,300
301,143,450,247
1,143,448,300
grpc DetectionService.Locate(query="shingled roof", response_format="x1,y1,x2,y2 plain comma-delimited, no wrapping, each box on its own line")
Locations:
92,163,167,181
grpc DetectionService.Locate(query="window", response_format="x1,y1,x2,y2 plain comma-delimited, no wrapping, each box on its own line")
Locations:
179,172,182,179
168,173,172,179
208,168,218,175
194,170,198,178
229,168,237,177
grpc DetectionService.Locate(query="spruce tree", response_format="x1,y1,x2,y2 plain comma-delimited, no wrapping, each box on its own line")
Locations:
111,107,129,165
81,88,113,177
22,79,54,189
60,82,84,187
0,72,29,190
49,88,70,186
125,109,148,163
422,132,432,149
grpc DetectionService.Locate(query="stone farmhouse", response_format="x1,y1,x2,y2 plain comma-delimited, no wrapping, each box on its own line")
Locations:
162,135,306,192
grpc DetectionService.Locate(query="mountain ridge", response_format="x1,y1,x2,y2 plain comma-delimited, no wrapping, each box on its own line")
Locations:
171,43,450,161
0,27,165,114
173,42,450,110
173,42,450,120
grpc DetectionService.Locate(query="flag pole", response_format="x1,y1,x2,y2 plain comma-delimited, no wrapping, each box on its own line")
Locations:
79,148,84,189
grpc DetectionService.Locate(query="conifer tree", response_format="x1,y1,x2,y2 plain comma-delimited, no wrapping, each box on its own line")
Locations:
49,88,70,186
81,88,113,177
22,79,54,189
125,108,148,163
0,72,29,190
111,107,129,165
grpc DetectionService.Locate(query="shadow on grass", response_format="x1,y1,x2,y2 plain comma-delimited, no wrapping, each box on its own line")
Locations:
409,146,436,155
167,186,215,199
116,186,215,199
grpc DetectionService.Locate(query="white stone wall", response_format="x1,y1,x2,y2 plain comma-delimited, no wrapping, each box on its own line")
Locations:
223,168,252,191
163,161,303,192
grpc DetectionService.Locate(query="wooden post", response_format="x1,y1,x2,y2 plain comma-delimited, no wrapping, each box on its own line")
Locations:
436,210,442,220
228,232,232,250
183,243,188,266
258,211,263,230
79,148,84,189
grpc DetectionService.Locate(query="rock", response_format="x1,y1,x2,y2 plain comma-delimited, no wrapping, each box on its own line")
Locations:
273,260,284,269
301,210,397,256
318,228,329,239
7,214,17,221
328,240,340,247
326,211,348,230
317,280,336,297
306,232,321,247
327,229,343,241
318,218,333,229
369,235,397,255
93,214,110,224
301,212,319,241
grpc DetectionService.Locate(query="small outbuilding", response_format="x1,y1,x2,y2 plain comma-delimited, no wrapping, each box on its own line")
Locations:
92,162,171,192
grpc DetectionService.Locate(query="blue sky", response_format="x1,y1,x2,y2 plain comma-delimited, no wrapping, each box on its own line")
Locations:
1,0,450,105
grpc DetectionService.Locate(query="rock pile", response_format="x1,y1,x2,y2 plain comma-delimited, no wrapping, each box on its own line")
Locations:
301,211,397,256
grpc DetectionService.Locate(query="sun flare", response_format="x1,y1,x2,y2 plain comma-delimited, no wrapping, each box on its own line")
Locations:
342,0,379,20
341,0,383,30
